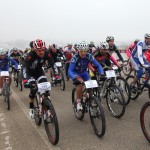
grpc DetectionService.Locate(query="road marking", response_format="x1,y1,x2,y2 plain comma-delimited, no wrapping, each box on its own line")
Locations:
12,90,61,150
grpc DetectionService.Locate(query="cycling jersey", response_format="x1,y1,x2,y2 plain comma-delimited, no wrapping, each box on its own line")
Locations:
10,52,22,64
0,55,18,71
68,53,104,80
92,49,120,67
24,50,55,76
131,41,150,78
109,44,124,62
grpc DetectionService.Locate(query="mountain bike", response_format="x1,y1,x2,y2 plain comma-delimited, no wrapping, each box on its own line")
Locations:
94,69,126,118
33,81,59,145
140,101,150,143
126,69,150,100
1,71,11,110
72,80,106,137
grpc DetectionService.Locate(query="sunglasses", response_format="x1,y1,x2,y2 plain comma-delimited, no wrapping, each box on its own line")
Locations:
37,49,45,52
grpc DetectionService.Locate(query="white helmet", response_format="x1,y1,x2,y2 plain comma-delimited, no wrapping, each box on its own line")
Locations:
0,49,6,55
145,33,150,39
100,42,109,49
58,45,63,49
76,41,89,50
106,36,114,42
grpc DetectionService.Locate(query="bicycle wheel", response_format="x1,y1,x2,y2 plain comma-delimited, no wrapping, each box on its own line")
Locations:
122,59,132,76
72,87,85,120
140,101,150,143
43,98,59,145
126,75,139,100
18,72,23,91
14,72,19,87
116,76,131,105
3,83,10,110
34,96,42,126
89,96,106,138
106,85,126,118
60,70,65,90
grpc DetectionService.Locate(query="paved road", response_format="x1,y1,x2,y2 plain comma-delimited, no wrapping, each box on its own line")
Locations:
0,53,150,150
0,71,150,150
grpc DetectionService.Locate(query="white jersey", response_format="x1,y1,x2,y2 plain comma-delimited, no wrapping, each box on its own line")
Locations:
131,41,150,65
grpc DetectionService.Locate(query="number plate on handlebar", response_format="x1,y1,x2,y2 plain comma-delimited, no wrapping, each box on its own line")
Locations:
105,70,116,78
84,80,98,89
112,66,118,70
55,62,62,67
38,82,51,93
0,71,9,76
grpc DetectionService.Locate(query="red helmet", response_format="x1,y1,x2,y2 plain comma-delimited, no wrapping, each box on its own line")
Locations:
33,39,46,50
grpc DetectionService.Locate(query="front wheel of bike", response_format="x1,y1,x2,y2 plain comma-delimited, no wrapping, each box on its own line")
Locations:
34,96,42,126
89,96,106,138
106,84,126,118
60,70,65,91
72,87,85,120
126,75,139,100
3,83,10,110
140,101,150,143
43,98,59,145
122,59,132,76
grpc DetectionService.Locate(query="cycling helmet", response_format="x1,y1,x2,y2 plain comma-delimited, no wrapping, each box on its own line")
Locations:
58,45,63,49
68,43,73,46
99,42,109,49
12,47,18,51
134,39,140,43
106,36,114,42
76,41,89,50
33,39,46,50
29,41,34,48
0,50,6,55
145,33,150,39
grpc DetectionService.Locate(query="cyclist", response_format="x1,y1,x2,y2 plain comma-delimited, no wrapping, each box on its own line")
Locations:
126,39,140,58
64,43,76,80
24,39,57,118
0,50,18,95
106,36,124,63
130,34,150,92
68,41,104,111
88,41,96,53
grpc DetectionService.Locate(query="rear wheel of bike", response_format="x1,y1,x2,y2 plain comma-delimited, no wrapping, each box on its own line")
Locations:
89,96,106,138
34,96,42,126
14,73,19,87
18,73,23,91
140,101,150,143
106,85,125,118
3,83,10,110
72,87,85,120
122,59,132,76
126,75,139,100
43,98,59,145
60,70,65,90
116,76,131,105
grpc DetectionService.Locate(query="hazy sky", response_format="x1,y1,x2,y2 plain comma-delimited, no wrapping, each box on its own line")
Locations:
0,0,150,44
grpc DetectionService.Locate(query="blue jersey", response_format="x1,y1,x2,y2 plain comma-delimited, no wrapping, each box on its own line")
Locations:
68,53,104,79
0,55,18,71
131,41,150,65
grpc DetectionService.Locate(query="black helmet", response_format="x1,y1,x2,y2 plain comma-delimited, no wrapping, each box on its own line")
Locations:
29,41,34,48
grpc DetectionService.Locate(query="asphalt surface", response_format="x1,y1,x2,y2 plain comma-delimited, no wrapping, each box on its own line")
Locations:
0,54,150,150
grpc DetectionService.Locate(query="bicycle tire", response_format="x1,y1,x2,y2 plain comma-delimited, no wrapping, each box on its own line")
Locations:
3,83,10,110
106,84,126,118
140,101,150,143
126,75,139,100
122,59,132,76
116,76,131,105
34,95,42,126
14,72,19,87
43,98,59,145
72,87,85,120
60,70,65,90
89,96,106,138
18,72,23,91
